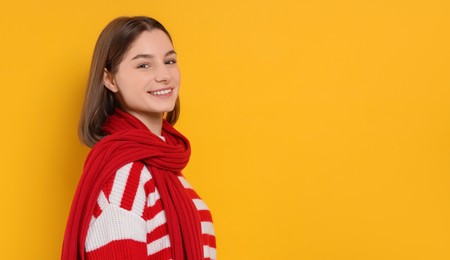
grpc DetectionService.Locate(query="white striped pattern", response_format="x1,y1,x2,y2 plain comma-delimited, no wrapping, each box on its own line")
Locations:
147,235,171,255
146,211,167,234
85,163,216,259
147,189,161,207
86,163,150,252
178,176,192,189
131,166,151,216
178,175,217,259
85,204,147,252
97,191,108,211
193,199,209,211
109,163,132,205
201,221,216,236
204,245,217,259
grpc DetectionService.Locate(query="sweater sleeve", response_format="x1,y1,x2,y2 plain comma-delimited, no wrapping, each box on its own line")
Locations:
84,161,151,259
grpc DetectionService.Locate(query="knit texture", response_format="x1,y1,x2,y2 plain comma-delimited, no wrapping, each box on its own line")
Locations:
84,162,216,259
62,109,215,259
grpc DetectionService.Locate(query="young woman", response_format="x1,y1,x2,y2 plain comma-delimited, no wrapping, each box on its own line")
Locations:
62,16,216,260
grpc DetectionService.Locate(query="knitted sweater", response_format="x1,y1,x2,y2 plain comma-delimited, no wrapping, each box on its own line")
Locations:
84,161,216,259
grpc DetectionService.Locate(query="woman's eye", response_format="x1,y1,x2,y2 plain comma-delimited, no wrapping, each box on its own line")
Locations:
137,64,150,69
165,59,177,65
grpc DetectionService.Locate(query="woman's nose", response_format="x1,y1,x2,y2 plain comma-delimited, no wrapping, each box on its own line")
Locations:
155,63,171,82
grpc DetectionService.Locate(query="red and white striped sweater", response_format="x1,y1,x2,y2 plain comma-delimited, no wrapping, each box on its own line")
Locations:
84,161,216,259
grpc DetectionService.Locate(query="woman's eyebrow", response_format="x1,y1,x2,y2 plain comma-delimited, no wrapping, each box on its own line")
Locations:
131,54,154,60
131,50,177,60
165,50,177,57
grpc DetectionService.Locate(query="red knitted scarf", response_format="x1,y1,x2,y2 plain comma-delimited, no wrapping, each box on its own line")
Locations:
62,109,203,259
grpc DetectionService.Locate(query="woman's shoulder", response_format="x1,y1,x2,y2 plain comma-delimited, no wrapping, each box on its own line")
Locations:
100,161,154,204
109,161,152,187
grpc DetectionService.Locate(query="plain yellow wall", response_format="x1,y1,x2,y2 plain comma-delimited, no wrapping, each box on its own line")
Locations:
1,0,449,259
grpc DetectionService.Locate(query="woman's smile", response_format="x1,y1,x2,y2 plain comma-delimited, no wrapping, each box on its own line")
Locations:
148,87,174,96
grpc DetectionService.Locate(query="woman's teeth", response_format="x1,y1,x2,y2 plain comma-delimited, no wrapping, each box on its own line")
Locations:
150,89,172,95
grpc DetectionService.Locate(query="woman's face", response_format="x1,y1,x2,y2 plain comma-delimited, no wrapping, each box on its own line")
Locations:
104,29,180,122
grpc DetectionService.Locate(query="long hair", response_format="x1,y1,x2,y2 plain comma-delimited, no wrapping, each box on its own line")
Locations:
79,16,180,147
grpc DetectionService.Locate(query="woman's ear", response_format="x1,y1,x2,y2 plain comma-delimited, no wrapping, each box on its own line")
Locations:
103,69,119,93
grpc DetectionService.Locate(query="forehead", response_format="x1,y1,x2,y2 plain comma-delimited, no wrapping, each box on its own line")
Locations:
126,29,174,57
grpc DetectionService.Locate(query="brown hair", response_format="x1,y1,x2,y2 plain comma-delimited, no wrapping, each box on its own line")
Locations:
79,16,180,147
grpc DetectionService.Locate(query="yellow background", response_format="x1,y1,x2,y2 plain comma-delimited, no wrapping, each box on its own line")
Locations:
1,0,449,259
